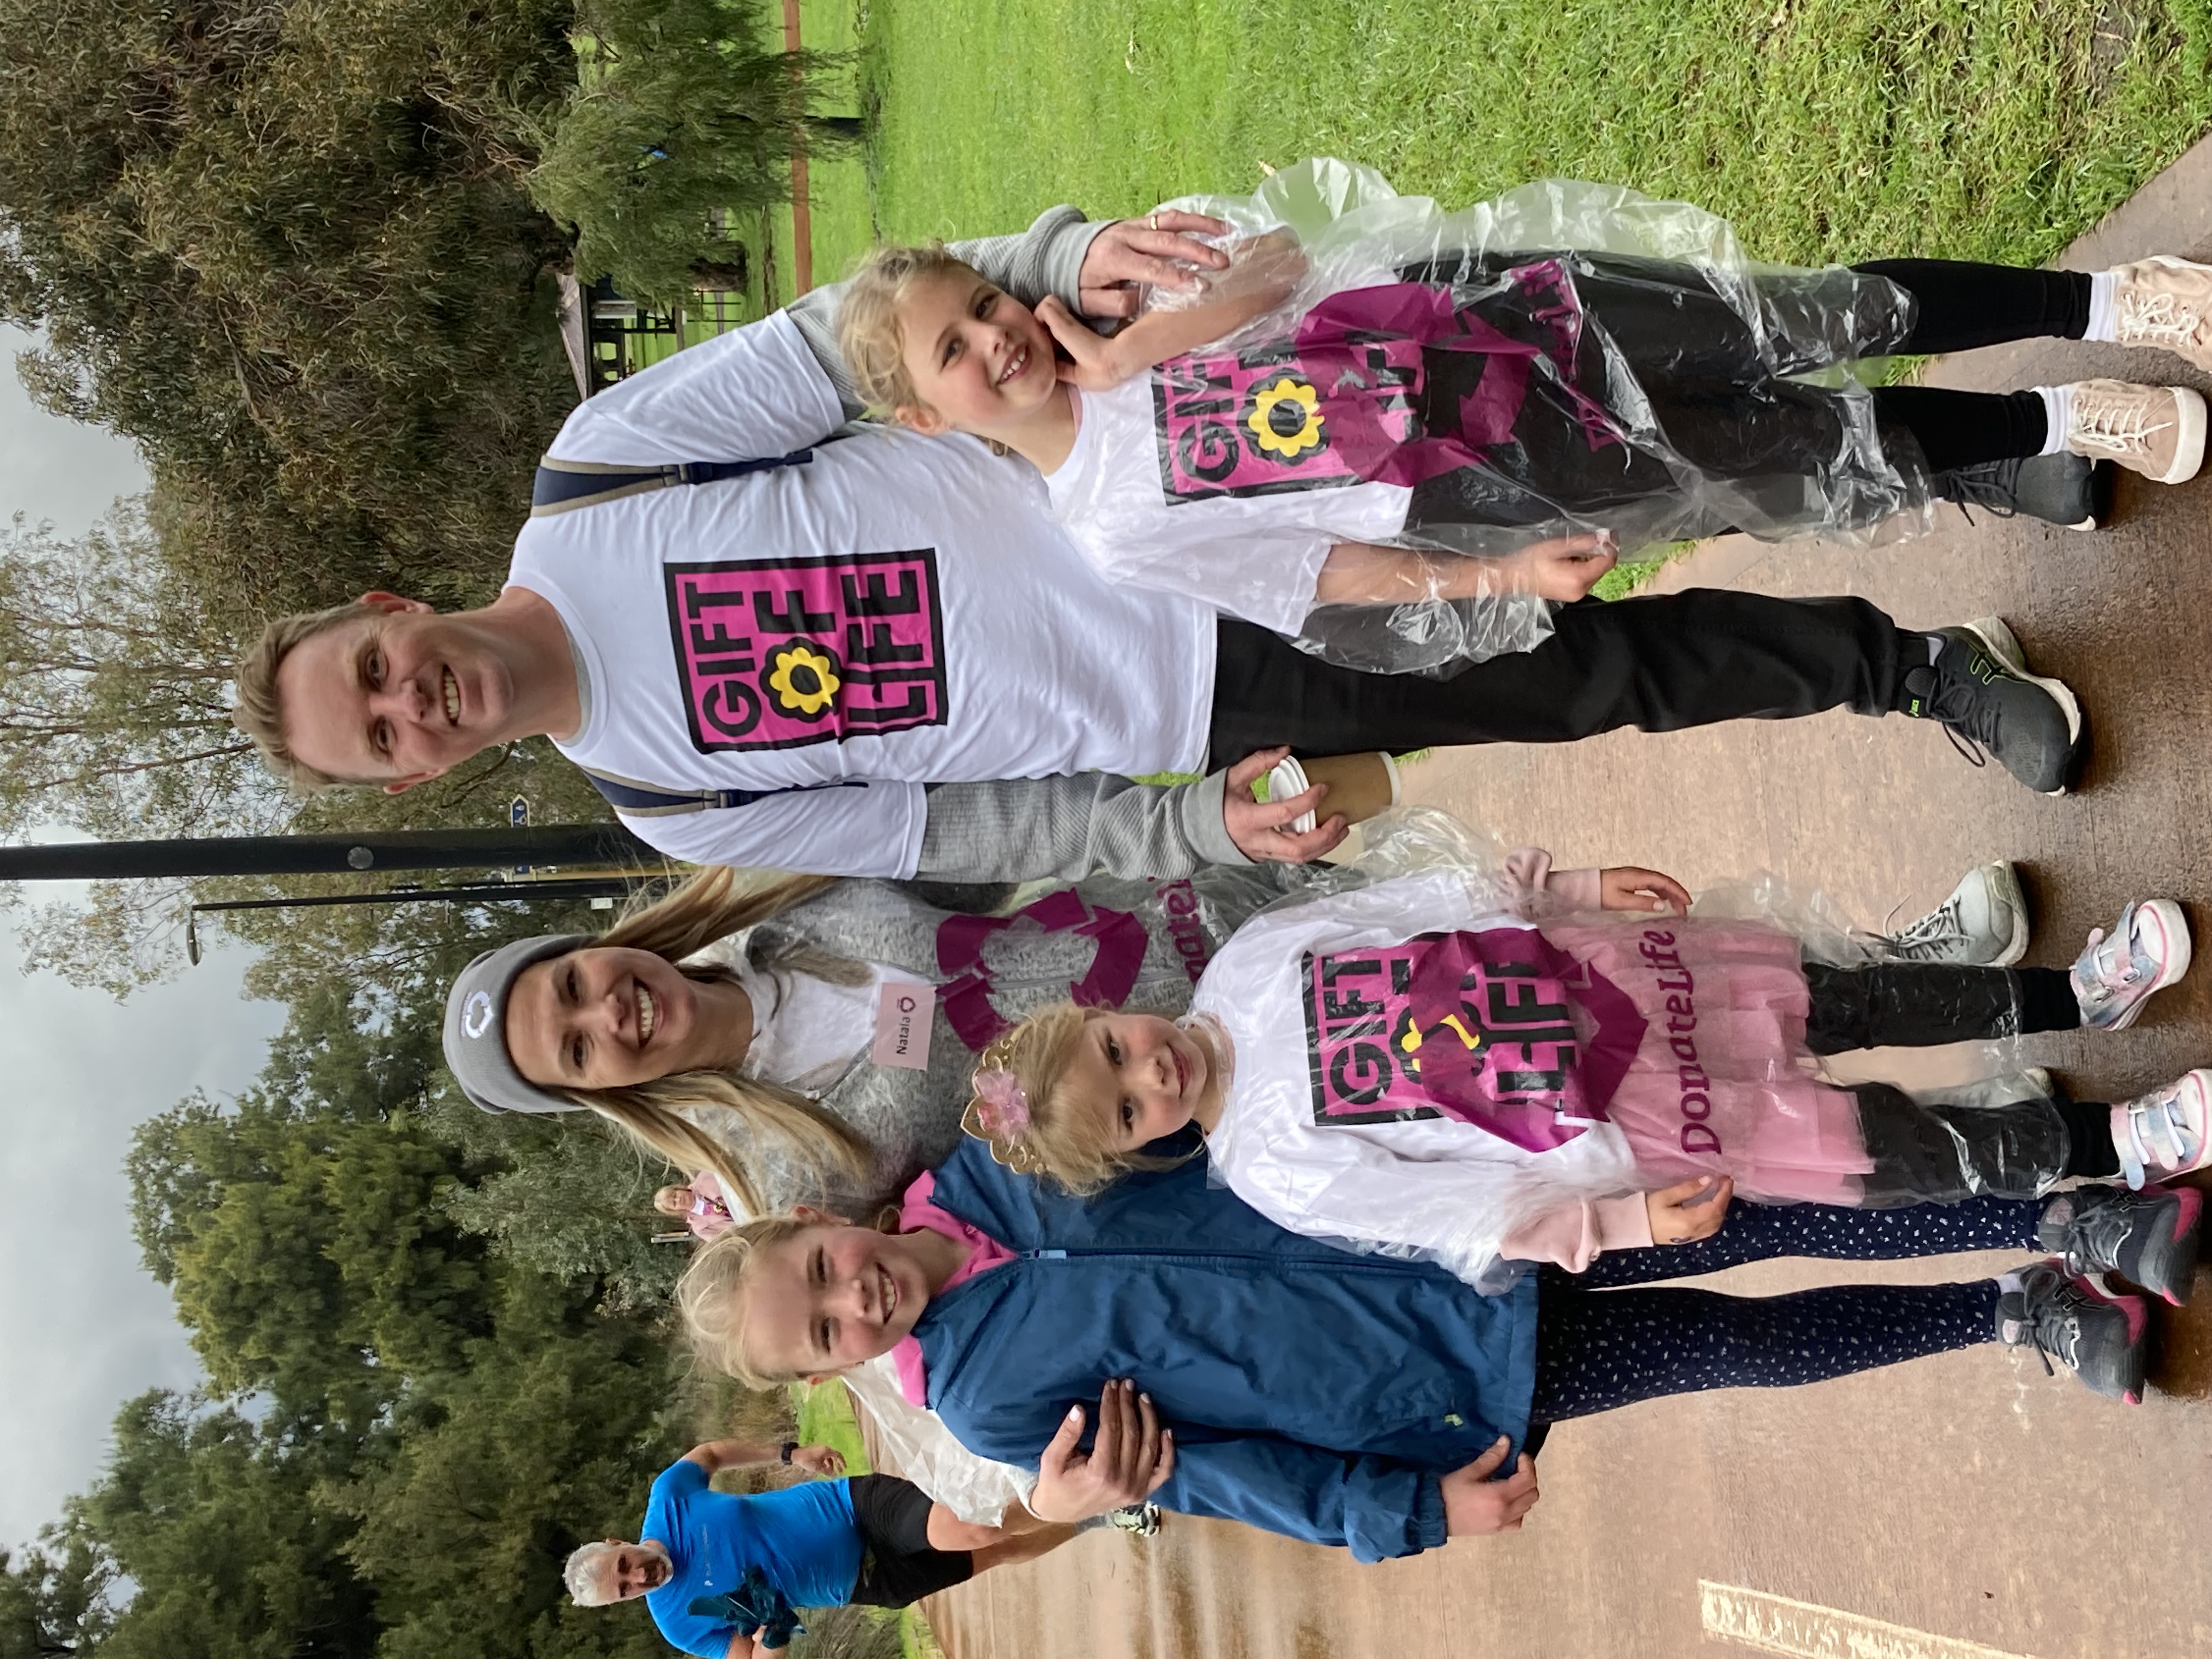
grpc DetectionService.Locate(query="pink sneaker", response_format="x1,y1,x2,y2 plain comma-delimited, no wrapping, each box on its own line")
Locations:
2072,899,2191,1031
2111,1068,2212,1190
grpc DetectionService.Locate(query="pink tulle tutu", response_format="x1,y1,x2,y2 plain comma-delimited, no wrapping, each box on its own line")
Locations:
1544,917,1872,1205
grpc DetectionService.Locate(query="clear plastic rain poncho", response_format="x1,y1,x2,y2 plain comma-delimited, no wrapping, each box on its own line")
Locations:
1052,159,1934,674
1189,809,2062,1294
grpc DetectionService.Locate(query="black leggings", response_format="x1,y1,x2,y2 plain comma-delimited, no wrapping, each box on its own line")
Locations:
1530,1188,2063,1421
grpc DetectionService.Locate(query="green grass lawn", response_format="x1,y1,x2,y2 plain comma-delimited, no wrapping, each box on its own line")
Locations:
851,0,2209,267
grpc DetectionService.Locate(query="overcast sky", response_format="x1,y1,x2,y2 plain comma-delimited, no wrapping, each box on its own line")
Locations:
0,324,290,1553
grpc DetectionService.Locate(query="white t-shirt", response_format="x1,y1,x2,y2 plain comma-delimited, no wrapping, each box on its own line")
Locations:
508,312,1217,878
1043,382,1411,635
1196,869,1639,1288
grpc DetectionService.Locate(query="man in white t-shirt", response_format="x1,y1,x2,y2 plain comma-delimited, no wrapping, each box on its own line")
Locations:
232,205,2089,883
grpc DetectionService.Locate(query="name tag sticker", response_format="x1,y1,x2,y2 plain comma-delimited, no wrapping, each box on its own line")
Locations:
871,980,935,1069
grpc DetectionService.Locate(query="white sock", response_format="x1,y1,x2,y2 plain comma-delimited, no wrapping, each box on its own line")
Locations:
2033,385,2072,456
2084,270,2121,343
1995,1267,2029,1297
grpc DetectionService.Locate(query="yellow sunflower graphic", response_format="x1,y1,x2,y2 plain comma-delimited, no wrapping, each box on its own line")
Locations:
1392,1003,1485,1081
764,642,842,720
1245,375,1326,461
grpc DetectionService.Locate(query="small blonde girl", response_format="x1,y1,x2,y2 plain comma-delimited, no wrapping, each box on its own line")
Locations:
962,846,2207,1322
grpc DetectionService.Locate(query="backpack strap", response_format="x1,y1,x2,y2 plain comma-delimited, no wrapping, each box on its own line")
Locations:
529,450,815,517
575,764,866,818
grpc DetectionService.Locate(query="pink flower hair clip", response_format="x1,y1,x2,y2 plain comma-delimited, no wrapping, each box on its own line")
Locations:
963,1055,1046,1175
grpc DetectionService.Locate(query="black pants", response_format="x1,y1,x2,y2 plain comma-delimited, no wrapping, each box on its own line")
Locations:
1207,588,1914,759
1392,254,2083,503
1801,958,2117,1198
844,1474,975,1607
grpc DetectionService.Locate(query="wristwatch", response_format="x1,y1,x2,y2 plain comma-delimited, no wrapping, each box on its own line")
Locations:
778,1441,799,1464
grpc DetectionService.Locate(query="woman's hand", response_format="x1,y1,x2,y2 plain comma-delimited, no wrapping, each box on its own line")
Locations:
1599,866,1691,913
787,1443,846,1477
1027,1380,1176,1523
1509,532,1619,601
1441,1437,1541,1534
1645,1176,1733,1245
1220,747,1349,865
1076,210,1233,318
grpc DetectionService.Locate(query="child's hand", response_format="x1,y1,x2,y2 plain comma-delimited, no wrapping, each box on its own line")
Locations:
1645,1176,1733,1245
787,1443,846,1476
1509,531,1619,601
1441,1438,1541,1535
1036,295,1142,392
1028,1379,1176,1523
1599,866,1691,913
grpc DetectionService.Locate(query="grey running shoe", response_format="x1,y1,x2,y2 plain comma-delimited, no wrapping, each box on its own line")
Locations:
1996,1259,2150,1403
1898,619,2086,795
1871,862,2029,967
2071,898,2191,1031
1107,1503,1161,1537
1932,452,2114,532
2111,1069,2212,1191
2039,1184,2204,1307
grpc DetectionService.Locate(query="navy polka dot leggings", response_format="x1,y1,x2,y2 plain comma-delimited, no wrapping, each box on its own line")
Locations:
1528,1193,2029,1421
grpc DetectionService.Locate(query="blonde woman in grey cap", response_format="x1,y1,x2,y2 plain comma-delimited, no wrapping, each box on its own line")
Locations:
442,862,1316,1219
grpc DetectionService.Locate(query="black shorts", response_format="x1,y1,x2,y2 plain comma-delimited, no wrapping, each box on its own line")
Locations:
845,1475,975,1607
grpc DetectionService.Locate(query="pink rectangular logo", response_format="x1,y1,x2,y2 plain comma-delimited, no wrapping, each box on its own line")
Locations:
1151,337,1423,502
664,549,949,753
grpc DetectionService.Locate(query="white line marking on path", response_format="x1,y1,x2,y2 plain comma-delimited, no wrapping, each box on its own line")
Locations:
1699,1581,2037,1659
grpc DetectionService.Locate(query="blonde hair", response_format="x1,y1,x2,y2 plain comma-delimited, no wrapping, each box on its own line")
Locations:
551,866,872,1216
563,1541,621,1606
678,1212,820,1388
972,1003,1190,1196
837,242,979,415
231,599,383,790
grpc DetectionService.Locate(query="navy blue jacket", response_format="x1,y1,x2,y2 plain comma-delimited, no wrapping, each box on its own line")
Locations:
913,1140,1540,1561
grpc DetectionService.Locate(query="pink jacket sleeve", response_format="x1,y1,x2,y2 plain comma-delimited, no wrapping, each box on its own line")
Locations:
1496,1194,1656,1271
1500,847,1603,911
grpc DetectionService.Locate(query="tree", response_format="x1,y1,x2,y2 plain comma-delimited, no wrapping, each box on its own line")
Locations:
524,0,859,307
0,0,583,613
0,1530,110,1659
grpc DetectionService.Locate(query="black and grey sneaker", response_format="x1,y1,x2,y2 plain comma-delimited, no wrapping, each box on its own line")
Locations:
1932,452,2115,532
2039,1184,2204,1307
1996,1259,2151,1403
1897,618,2086,795
1869,862,2029,967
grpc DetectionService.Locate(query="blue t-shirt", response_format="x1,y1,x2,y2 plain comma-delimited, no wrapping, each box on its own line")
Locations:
641,1460,862,1657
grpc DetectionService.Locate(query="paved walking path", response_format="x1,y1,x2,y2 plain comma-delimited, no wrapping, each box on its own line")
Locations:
922,132,2212,1659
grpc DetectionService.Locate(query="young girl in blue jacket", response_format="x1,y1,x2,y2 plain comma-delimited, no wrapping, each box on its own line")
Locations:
675,1135,2153,1562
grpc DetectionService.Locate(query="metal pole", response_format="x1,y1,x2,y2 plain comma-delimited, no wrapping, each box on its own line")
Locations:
0,823,662,883
181,876,655,964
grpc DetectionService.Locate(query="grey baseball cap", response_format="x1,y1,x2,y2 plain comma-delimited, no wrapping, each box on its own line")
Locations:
443,934,593,1114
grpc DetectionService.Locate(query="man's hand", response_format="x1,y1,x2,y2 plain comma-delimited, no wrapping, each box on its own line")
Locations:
1441,1437,1541,1535
1509,532,1619,602
1076,210,1232,318
787,1444,846,1477
1645,1175,1733,1245
1598,866,1692,913
1221,747,1350,864
1028,1380,1176,1523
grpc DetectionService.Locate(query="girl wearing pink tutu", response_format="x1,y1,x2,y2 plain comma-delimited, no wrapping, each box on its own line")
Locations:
962,816,2207,1320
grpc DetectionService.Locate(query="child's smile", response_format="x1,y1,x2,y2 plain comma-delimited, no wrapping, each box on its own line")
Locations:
896,270,1060,431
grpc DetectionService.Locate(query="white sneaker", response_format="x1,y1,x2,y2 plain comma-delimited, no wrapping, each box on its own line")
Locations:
1872,862,2029,967
2060,380,2207,485
2112,1069,2212,1190
2108,255,2212,375
2071,898,2191,1031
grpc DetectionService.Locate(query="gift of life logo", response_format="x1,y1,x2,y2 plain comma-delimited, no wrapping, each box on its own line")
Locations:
1300,927,1646,1152
663,548,949,752
1152,334,1424,503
